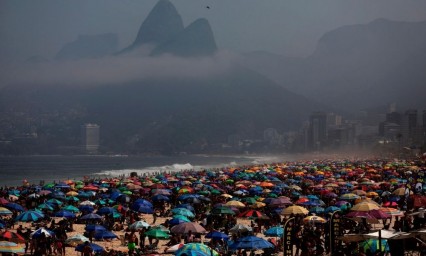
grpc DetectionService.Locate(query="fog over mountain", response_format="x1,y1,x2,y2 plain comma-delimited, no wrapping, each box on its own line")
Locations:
0,0,425,155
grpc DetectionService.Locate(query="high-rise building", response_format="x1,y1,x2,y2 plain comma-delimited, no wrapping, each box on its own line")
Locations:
81,124,100,154
309,112,327,150
401,109,417,146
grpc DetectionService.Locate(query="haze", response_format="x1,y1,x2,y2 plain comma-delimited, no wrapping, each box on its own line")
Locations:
1,0,426,63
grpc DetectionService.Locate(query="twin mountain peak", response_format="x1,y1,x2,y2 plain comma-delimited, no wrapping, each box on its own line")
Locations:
56,0,217,60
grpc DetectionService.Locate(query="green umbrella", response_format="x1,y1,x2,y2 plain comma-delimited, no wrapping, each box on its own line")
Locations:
173,215,191,222
145,229,170,239
211,206,235,215
62,205,80,213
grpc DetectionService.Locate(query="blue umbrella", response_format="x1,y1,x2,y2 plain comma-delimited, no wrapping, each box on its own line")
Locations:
75,243,104,253
94,231,118,240
5,203,25,212
136,205,154,214
175,243,219,256
31,228,55,238
85,225,107,232
54,210,76,218
229,236,274,250
309,207,325,214
324,206,341,213
78,205,94,213
152,194,170,202
205,231,229,240
175,204,195,212
168,218,190,226
15,210,44,222
264,227,284,237
133,199,153,207
80,213,102,221
171,208,195,218
97,207,116,216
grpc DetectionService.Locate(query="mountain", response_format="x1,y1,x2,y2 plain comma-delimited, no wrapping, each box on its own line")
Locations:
55,33,118,60
120,0,184,53
151,18,217,57
238,19,426,111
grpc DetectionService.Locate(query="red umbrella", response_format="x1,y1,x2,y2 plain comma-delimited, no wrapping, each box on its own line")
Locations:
0,231,25,243
238,210,264,218
0,198,9,205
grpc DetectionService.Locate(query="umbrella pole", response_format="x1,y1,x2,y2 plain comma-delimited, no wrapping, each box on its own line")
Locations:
378,229,381,252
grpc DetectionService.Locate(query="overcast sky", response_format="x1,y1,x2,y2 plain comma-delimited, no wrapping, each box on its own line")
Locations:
1,0,426,63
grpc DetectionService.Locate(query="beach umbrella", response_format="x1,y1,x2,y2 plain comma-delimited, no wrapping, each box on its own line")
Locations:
15,210,44,222
168,218,190,226
340,193,360,200
309,207,325,214
54,210,76,218
78,205,94,213
303,216,327,224
80,213,102,221
0,241,25,254
66,196,80,202
151,225,170,233
171,208,195,218
172,215,191,222
379,207,404,216
0,231,25,243
174,243,219,256
37,203,54,211
229,236,274,250
176,204,195,212
324,206,341,213
65,234,90,246
85,225,107,233
75,242,104,253
5,203,25,212
94,231,118,240
264,226,284,237
351,202,380,212
66,191,79,196
229,224,253,234
31,228,54,238
281,205,309,215
165,243,184,253
135,205,154,214
27,193,40,199
238,210,264,218
129,220,151,230
225,200,245,208
96,207,116,216
171,222,207,234
80,200,96,206
0,198,9,205
152,194,170,202
211,206,235,215
0,207,13,215
205,231,229,240
360,239,389,253
145,229,170,239
133,198,153,208
62,205,80,213
269,197,292,206
46,198,63,206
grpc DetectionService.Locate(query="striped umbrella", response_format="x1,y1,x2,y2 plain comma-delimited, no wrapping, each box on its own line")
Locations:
15,210,44,222
0,241,25,253
175,243,219,256
0,207,13,215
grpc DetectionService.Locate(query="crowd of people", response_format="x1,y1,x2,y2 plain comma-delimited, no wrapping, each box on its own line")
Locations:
0,155,426,256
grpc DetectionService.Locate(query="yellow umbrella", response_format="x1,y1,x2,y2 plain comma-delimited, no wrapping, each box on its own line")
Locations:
251,202,266,208
393,187,407,196
366,192,379,198
225,201,246,208
303,216,327,224
66,191,78,196
281,205,309,215
352,190,367,196
351,202,380,212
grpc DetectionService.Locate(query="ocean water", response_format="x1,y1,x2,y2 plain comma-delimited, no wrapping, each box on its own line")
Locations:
0,154,289,187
